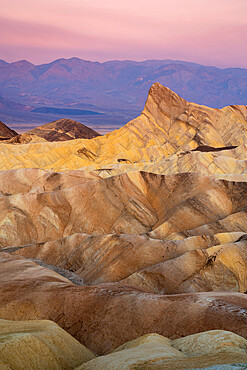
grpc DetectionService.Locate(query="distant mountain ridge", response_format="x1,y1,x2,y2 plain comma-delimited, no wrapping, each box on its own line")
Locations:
0,57,246,133
0,96,32,112
1,57,247,108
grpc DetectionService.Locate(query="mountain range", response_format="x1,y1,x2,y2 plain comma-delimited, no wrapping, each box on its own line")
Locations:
0,57,246,133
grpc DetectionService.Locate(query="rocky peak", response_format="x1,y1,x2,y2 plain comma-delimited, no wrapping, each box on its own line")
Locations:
143,82,187,120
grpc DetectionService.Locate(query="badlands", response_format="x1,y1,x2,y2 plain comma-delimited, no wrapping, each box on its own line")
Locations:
1,83,247,368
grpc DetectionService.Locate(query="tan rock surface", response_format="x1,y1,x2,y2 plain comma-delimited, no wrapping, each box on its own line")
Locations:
11,233,247,294
6,133,48,144
120,239,247,294
0,170,246,248
1,84,247,367
1,252,247,356
0,168,100,196
77,331,247,369
0,319,94,369
25,118,101,141
0,168,246,295
0,83,246,172
77,333,184,369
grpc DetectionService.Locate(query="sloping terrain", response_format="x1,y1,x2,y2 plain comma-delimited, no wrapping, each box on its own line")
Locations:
7,133,48,144
0,168,246,296
0,82,246,171
25,118,101,141
0,83,247,368
1,252,247,357
78,331,247,369
1,58,247,134
0,319,94,369
0,120,18,140
5,118,101,144
0,58,247,111
1,321,247,370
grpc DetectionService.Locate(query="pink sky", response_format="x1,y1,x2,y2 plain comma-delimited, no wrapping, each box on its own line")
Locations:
1,0,247,67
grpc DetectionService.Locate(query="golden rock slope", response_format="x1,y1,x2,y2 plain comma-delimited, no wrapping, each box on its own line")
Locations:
0,319,94,370
1,320,247,370
77,331,247,370
0,83,246,172
1,251,247,358
1,168,247,294
1,84,247,368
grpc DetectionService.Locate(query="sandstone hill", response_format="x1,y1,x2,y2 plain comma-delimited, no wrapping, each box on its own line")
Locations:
0,319,94,369
0,120,18,141
78,331,247,369
0,83,246,171
1,168,247,296
1,84,247,368
7,132,48,144
25,118,101,141
6,118,101,144
1,318,247,369
1,251,247,358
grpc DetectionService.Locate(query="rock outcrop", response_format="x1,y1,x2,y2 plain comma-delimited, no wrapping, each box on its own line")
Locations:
1,320,247,369
0,120,18,141
0,83,246,171
7,133,48,144
77,331,247,369
0,168,247,296
1,252,247,356
1,84,247,367
0,170,246,246
25,118,101,141
0,319,95,369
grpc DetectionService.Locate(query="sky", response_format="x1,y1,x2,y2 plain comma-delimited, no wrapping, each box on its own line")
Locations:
0,0,247,68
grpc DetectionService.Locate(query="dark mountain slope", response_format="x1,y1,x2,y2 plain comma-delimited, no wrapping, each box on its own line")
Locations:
0,120,18,140
26,118,101,141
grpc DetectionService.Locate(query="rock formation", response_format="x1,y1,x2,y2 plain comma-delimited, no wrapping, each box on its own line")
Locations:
77,331,247,369
0,83,247,368
1,321,247,369
25,118,101,141
0,319,94,369
0,120,18,141
0,83,246,171
1,252,247,357
4,118,101,144
7,133,48,144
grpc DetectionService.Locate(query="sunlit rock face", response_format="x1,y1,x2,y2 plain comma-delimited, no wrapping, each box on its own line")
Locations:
1,321,247,369
0,84,247,366
76,331,247,370
1,252,247,357
0,169,247,295
0,83,247,171
0,319,95,369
